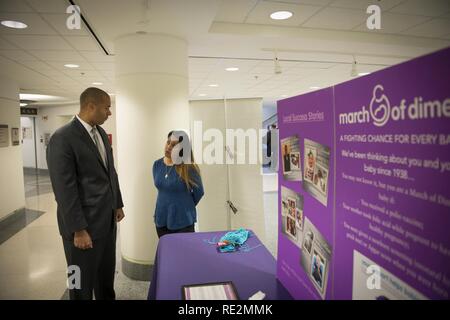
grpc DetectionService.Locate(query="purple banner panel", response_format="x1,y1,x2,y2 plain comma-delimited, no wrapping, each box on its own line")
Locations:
334,47,450,300
277,88,335,300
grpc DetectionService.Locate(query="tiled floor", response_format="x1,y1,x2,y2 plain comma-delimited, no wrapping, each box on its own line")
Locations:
0,170,278,299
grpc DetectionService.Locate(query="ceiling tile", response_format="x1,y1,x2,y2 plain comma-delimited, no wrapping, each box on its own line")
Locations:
0,37,18,49
0,0,33,13
214,0,259,23
401,18,450,38
32,50,86,62
0,13,57,35
302,7,367,29
100,70,115,77
246,2,322,26
18,60,54,71
330,0,404,11
389,0,450,17
189,58,221,66
79,50,114,62
41,13,89,36
353,12,431,33
27,0,72,13
0,49,37,61
90,62,115,71
64,36,100,51
38,69,66,77
265,0,332,5
3,35,72,50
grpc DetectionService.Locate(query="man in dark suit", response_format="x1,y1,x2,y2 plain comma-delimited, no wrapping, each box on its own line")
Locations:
47,87,125,300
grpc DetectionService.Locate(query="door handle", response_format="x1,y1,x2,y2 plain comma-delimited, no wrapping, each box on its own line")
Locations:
227,200,238,214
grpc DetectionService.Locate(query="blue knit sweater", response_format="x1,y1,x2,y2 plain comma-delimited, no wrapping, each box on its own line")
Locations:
152,158,204,230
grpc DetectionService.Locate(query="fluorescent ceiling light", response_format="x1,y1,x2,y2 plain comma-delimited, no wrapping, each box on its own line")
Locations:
198,93,207,97
20,103,27,107
208,84,219,87
270,11,293,20
280,94,288,98
310,86,321,90
64,64,79,68
19,93,66,102
1,20,27,29
225,67,239,71
358,72,371,76
92,82,103,85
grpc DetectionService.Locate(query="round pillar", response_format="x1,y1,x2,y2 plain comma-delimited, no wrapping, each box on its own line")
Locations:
115,33,190,280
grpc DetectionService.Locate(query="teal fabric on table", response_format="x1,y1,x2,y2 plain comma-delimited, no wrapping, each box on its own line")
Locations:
218,228,250,252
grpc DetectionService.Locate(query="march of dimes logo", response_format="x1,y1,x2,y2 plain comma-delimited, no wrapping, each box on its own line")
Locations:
339,84,450,127
370,85,390,127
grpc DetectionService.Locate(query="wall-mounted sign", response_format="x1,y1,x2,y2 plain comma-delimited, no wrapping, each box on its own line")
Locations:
22,127,32,140
11,127,19,146
0,124,9,148
20,107,37,115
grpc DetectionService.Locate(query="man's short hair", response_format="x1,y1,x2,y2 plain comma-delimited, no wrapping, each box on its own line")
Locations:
80,87,109,108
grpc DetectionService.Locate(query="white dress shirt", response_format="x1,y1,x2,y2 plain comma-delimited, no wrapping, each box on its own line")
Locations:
76,115,108,167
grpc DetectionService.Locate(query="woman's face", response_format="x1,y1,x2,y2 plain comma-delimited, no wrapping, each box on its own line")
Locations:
164,136,179,159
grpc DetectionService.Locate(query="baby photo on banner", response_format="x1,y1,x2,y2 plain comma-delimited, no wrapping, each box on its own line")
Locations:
281,135,302,181
303,138,331,206
281,186,304,247
300,217,332,300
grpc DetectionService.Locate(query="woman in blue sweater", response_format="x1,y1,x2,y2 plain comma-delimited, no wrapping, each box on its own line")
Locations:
153,131,204,238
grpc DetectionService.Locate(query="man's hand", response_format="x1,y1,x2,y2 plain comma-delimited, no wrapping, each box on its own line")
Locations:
74,230,93,250
116,208,125,222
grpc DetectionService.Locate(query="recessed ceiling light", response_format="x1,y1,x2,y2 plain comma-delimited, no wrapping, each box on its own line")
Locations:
92,82,103,85
225,67,239,71
208,84,219,87
64,64,79,68
358,72,370,76
1,20,27,29
198,93,207,97
270,11,293,20
19,93,66,101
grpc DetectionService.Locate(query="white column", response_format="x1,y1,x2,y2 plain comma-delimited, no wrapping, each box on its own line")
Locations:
0,75,25,220
115,33,190,279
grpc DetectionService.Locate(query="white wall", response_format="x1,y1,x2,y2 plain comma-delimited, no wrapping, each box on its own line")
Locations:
189,98,266,241
36,99,117,170
0,76,25,220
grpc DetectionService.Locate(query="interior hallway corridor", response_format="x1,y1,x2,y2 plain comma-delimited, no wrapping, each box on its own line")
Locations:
0,169,149,300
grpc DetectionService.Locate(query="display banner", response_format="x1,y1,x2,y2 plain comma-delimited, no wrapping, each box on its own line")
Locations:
277,47,450,300
277,88,335,300
334,48,450,300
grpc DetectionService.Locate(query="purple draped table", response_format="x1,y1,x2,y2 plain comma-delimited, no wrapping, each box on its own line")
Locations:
147,230,292,300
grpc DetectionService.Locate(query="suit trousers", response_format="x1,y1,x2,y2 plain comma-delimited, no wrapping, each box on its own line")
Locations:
63,220,116,300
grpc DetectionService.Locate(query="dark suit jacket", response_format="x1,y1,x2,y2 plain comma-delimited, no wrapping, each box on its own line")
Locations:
46,117,123,241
